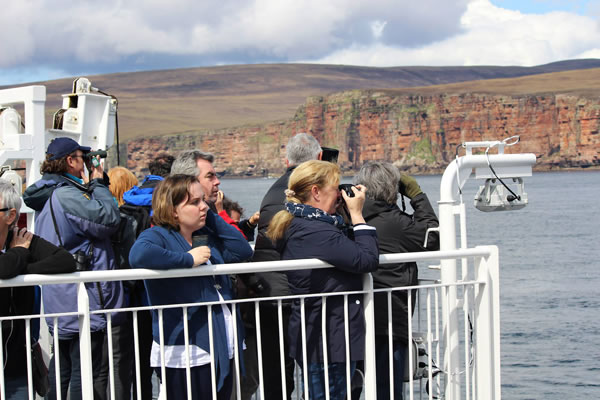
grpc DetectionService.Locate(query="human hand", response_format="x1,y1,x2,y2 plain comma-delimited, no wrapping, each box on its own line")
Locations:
399,174,422,199
10,227,33,249
249,211,260,225
215,191,224,213
188,246,211,266
89,156,104,181
341,184,367,225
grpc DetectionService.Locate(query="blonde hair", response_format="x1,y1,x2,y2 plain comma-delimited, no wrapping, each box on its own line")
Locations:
108,167,138,206
267,160,340,242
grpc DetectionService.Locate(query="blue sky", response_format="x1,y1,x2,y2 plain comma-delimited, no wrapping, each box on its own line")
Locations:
492,0,594,15
1,0,599,86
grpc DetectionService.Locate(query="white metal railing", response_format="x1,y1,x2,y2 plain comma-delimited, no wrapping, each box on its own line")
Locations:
0,246,500,400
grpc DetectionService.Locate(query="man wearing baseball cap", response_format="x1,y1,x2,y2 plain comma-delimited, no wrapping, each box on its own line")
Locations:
23,137,124,400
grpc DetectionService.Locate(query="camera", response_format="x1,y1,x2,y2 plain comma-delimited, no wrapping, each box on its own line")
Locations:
321,147,339,164
73,250,91,271
338,184,355,197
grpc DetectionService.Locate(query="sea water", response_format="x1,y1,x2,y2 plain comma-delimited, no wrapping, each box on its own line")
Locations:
220,170,600,399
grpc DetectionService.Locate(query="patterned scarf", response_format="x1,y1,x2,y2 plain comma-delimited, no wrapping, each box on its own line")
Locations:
285,202,346,228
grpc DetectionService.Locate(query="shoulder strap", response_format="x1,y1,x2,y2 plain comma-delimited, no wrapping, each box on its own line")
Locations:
48,192,64,248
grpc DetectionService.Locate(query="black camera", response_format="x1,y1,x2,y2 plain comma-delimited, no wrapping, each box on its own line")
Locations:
73,250,91,272
321,147,339,164
338,184,355,197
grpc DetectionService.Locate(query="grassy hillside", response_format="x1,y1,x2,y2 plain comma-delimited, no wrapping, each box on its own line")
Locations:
381,67,600,97
4,60,600,141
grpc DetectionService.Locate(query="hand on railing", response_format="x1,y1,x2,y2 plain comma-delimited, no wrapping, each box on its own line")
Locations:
188,246,211,266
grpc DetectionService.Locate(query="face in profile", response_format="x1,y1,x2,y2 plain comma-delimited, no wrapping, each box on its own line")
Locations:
174,181,209,231
319,182,341,215
196,159,220,203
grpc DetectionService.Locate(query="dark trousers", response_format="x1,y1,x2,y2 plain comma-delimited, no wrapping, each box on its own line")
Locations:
157,363,233,400
131,309,154,400
47,330,107,400
107,322,134,399
240,303,294,400
375,337,407,400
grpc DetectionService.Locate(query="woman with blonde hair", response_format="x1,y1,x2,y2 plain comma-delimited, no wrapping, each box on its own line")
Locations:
107,166,139,206
267,160,379,400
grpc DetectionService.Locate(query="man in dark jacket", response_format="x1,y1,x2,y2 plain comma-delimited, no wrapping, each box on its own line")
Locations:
240,132,322,400
354,161,439,400
23,137,123,400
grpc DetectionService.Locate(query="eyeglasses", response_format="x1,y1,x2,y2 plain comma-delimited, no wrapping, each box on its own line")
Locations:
70,154,85,159
0,208,11,212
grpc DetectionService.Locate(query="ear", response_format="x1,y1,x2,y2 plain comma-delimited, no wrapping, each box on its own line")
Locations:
310,185,320,202
5,208,17,227
317,151,323,161
285,159,290,168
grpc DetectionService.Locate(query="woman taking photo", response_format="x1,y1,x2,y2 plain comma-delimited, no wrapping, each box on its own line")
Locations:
267,160,379,400
128,174,253,399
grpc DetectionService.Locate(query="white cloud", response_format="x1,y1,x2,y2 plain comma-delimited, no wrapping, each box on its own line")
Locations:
0,0,598,84
313,0,600,66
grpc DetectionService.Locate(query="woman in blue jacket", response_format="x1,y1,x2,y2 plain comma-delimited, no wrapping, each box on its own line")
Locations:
129,174,253,399
267,160,379,400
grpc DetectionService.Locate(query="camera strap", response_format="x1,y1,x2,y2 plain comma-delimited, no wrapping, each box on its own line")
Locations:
48,192,64,248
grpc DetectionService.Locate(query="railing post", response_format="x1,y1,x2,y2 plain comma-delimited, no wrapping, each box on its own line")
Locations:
474,246,501,400
77,282,94,399
362,273,377,400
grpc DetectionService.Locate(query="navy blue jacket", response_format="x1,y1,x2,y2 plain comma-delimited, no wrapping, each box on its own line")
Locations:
278,217,379,364
129,210,253,390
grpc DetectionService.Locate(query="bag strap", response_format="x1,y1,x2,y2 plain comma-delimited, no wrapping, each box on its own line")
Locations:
48,192,64,248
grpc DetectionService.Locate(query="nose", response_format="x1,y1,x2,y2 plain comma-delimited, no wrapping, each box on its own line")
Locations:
200,200,208,211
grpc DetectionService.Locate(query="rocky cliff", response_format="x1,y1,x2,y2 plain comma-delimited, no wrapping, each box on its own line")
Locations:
123,91,600,177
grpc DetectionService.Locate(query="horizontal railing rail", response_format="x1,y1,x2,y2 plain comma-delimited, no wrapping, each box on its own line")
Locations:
0,246,499,400
0,248,494,288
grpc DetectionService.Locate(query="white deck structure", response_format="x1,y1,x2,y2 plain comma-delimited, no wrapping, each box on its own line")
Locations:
0,82,536,399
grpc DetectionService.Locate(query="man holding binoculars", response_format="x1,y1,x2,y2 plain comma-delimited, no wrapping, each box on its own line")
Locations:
23,137,124,400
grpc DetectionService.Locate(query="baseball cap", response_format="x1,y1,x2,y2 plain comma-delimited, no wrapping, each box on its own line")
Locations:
47,137,91,161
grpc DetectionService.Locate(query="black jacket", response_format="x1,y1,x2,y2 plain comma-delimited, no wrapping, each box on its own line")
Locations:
279,218,379,363
248,166,296,297
0,235,75,378
362,193,439,344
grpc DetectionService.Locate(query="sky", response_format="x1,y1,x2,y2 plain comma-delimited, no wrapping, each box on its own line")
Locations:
1,0,599,86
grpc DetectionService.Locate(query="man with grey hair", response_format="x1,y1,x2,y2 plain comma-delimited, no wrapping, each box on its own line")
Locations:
170,149,221,202
239,132,322,400
353,161,439,400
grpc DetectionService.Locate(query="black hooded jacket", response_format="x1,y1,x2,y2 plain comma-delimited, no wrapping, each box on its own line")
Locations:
362,193,439,344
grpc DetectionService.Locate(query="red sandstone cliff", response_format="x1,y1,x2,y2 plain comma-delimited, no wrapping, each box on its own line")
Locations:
124,91,600,177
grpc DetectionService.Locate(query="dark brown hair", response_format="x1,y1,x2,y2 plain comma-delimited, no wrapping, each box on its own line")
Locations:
151,174,198,230
40,154,70,174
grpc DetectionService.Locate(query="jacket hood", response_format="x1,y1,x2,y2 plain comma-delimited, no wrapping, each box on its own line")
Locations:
362,198,399,221
123,186,154,207
23,173,70,211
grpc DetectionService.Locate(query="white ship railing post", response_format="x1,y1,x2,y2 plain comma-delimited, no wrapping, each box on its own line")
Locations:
438,157,462,400
474,245,501,400
362,273,377,400
438,150,535,400
77,282,95,399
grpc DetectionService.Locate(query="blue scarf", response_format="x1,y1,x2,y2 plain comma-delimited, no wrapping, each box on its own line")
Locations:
285,202,346,228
